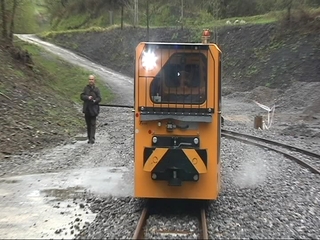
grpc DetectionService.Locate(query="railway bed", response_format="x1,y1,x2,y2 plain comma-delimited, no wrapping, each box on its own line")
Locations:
221,129,320,175
133,199,209,239
129,129,319,240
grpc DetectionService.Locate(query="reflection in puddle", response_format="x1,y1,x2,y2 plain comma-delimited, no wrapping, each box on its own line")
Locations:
109,167,122,173
41,186,86,202
0,166,131,239
74,136,87,141
0,179,21,184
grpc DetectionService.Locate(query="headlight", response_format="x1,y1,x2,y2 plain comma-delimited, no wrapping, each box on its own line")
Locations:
194,138,199,145
152,136,158,143
142,50,157,71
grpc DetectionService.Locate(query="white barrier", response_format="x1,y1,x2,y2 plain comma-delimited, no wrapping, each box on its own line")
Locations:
253,100,276,130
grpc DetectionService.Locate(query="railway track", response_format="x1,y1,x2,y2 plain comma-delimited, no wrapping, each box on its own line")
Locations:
131,129,319,240
100,103,320,238
221,129,320,175
100,104,320,173
132,200,209,239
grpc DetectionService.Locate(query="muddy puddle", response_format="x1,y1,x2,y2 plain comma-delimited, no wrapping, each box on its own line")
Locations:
0,166,131,239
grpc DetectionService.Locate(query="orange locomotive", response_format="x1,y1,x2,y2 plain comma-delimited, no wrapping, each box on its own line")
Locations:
133,30,222,200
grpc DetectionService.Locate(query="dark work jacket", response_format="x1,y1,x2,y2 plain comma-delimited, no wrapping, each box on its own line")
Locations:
80,84,101,117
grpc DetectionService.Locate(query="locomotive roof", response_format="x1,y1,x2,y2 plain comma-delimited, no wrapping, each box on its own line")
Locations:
140,42,221,51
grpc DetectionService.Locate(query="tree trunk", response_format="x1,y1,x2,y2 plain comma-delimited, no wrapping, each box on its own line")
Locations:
121,5,124,29
180,0,184,30
0,0,7,39
109,10,113,25
9,0,18,42
146,0,149,41
287,5,291,22
285,0,294,24
134,0,138,27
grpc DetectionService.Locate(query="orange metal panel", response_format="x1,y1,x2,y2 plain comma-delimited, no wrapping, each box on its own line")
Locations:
133,43,221,200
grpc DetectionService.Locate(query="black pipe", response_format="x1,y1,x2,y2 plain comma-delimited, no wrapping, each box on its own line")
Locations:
99,104,133,109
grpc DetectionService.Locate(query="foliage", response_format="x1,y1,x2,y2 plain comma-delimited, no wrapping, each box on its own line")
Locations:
13,39,113,105
0,0,45,43
15,0,41,33
1,0,320,42
276,7,320,36
34,0,320,31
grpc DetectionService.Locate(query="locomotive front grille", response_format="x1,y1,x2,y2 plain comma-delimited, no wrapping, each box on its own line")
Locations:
151,135,200,148
143,147,207,186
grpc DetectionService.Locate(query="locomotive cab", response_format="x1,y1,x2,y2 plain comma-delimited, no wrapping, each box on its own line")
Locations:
134,38,221,200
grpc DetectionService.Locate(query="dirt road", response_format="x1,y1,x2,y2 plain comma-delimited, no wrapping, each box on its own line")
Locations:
0,35,135,239
15,34,134,105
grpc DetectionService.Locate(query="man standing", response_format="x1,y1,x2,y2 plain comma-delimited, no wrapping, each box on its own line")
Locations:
80,75,101,144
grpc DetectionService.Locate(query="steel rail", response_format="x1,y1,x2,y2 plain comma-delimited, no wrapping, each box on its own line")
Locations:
99,104,133,109
222,131,320,175
200,208,209,239
132,207,148,239
133,205,209,239
222,129,320,159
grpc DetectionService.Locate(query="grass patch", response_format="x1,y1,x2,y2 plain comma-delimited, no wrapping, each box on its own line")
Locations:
220,11,279,25
37,26,114,39
37,6,320,38
36,10,278,41
0,81,6,93
13,39,113,105
37,11,280,38
0,37,114,154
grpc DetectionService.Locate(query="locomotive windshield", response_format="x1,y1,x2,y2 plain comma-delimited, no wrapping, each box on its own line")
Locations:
150,52,207,105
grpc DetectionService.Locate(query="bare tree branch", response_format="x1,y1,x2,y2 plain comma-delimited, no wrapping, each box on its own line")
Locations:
9,0,18,42
0,0,7,39
0,91,11,100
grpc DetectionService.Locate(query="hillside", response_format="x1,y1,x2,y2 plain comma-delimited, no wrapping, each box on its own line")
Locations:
38,21,320,138
1,8,319,159
40,23,320,93
0,40,111,159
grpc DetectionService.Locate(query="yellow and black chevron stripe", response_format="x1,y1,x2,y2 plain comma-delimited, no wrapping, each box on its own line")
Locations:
143,147,207,174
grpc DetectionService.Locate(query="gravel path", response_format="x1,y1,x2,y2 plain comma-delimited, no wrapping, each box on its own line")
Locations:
74,136,320,239
6,36,319,239
2,83,318,240
73,95,319,239
222,96,320,174
0,107,134,178
208,139,320,239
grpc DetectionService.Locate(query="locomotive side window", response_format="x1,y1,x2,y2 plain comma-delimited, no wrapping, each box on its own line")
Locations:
150,52,207,105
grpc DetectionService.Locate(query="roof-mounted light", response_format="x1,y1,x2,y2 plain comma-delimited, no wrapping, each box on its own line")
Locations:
141,50,157,71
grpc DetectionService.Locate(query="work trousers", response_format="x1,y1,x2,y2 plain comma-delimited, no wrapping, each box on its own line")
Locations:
85,114,97,142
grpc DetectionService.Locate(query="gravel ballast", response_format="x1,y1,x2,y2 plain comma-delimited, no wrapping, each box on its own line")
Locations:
2,97,319,239
75,137,320,239
3,96,317,239
5,34,320,240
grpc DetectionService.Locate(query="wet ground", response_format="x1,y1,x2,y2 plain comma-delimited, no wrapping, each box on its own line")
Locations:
0,166,130,239
3,34,318,239
0,35,135,239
